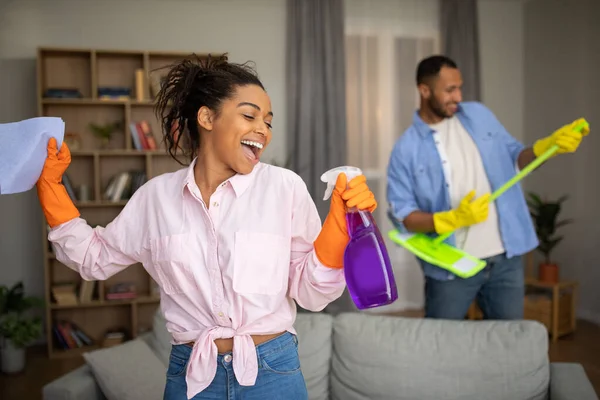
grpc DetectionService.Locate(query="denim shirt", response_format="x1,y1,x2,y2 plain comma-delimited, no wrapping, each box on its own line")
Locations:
386,101,538,280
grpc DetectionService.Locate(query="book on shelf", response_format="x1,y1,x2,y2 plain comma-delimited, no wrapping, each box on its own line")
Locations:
52,320,94,350
61,174,77,201
103,170,147,202
102,330,126,347
79,279,96,303
51,278,97,305
51,283,78,306
129,120,158,150
106,282,136,300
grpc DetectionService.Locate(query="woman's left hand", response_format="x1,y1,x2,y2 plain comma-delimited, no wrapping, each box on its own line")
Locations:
313,173,377,269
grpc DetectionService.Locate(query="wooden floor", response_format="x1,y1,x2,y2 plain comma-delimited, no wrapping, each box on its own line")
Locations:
1,319,599,399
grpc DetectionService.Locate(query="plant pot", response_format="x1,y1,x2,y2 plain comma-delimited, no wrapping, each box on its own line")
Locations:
100,136,110,149
0,339,26,374
539,262,559,283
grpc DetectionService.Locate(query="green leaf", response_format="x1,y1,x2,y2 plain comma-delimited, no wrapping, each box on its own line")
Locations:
527,192,543,206
557,194,569,203
555,219,573,228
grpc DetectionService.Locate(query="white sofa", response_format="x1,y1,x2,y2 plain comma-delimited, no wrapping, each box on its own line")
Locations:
43,310,598,400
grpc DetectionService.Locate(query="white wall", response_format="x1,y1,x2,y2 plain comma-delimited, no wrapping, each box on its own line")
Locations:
523,0,600,324
478,0,525,143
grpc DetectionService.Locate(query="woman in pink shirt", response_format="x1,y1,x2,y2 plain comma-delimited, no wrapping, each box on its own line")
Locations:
36,54,378,400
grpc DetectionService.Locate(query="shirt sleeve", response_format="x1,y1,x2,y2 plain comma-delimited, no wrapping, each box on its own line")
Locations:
386,142,419,232
48,187,150,281
286,176,346,312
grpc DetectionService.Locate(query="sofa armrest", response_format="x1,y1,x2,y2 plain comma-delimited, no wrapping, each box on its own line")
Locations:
42,364,106,400
550,362,598,400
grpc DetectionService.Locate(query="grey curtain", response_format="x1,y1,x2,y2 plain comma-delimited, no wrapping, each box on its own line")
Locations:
286,0,347,219
440,0,481,101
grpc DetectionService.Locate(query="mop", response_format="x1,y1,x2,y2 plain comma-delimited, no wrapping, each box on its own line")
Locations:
387,120,589,279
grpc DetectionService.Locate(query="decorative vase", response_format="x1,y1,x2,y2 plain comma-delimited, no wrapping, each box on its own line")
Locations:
0,339,26,374
539,263,559,283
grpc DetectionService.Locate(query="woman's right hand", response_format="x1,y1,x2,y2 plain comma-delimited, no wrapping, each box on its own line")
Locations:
36,138,80,227
40,138,71,184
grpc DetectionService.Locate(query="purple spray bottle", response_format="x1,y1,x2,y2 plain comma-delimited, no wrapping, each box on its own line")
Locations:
321,166,398,309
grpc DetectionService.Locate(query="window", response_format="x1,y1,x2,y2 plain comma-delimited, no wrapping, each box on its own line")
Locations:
344,20,439,311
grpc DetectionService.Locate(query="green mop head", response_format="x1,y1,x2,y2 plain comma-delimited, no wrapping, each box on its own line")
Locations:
388,230,485,278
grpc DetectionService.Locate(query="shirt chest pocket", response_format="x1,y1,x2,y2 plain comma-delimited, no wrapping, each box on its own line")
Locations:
413,162,444,200
150,233,199,295
233,231,290,296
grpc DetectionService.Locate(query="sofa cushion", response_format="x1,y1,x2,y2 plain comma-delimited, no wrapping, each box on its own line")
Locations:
294,312,334,400
331,313,550,400
83,338,167,400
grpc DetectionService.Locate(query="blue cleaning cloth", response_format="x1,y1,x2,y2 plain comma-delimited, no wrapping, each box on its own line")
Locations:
0,117,65,195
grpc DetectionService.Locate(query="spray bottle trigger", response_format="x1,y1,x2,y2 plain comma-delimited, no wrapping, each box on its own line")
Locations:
323,182,335,201
320,166,363,201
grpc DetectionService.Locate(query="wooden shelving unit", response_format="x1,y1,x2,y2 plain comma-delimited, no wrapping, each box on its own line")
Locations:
37,47,222,358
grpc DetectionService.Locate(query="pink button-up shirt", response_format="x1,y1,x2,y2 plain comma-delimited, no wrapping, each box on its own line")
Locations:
49,160,346,399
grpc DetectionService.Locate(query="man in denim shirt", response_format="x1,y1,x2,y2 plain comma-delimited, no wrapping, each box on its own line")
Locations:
386,55,589,320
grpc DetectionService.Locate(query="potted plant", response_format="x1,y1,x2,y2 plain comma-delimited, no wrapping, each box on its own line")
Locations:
89,121,120,149
527,192,572,283
0,282,44,374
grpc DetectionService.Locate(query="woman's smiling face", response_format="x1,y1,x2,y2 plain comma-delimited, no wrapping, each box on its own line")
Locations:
197,84,273,175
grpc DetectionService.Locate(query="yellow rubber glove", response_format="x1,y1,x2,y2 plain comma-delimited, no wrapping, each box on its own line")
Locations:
36,138,80,227
433,190,490,234
533,118,590,158
314,174,377,269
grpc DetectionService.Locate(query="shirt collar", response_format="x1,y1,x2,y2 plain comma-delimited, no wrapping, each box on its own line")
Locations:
181,157,259,198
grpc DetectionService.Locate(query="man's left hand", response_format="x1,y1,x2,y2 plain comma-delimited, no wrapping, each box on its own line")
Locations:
533,118,590,158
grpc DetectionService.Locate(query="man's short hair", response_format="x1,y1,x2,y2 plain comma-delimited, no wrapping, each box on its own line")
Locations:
416,55,458,85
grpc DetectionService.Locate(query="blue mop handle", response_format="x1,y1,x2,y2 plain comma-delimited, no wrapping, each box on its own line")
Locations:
432,120,589,246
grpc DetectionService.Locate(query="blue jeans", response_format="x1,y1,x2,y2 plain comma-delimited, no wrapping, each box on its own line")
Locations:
424,253,524,320
163,332,308,400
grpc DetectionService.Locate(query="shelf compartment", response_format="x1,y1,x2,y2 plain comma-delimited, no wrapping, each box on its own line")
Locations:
95,51,144,100
136,302,161,336
50,259,82,287
64,154,95,202
39,49,92,99
51,306,132,357
105,264,152,300
148,153,187,179
79,207,124,229
43,103,126,150
99,156,146,202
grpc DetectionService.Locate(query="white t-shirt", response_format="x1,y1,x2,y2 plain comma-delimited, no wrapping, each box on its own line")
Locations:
429,116,505,259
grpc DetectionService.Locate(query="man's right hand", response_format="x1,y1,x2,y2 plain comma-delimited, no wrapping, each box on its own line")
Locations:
432,190,490,234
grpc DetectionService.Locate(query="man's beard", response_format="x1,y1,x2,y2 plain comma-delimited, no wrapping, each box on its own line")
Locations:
428,97,453,119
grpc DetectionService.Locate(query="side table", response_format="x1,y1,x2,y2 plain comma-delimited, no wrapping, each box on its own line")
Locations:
524,278,578,342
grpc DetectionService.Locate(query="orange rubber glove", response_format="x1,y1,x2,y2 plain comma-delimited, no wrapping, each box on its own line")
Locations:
314,173,377,269
36,138,80,227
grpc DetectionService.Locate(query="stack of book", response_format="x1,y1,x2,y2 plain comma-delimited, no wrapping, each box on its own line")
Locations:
53,320,94,350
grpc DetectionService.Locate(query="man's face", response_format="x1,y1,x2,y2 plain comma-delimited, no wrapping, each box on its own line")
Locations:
421,66,463,119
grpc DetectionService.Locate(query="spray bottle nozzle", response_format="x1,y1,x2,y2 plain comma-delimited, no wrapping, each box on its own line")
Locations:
320,166,363,201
